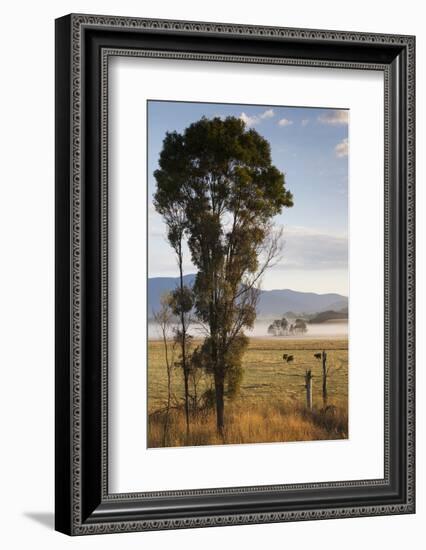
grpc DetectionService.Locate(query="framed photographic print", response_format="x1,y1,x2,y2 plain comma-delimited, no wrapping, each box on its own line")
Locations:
55,14,415,535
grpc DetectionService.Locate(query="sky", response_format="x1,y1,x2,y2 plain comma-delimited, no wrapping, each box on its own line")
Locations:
147,100,349,296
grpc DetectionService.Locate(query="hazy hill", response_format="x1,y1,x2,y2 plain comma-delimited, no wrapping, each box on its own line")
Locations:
148,275,348,318
309,309,348,324
257,288,347,318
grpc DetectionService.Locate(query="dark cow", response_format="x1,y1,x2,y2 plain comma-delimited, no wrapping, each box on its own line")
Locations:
286,355,294,363
314,353,322,360
282,353,288,360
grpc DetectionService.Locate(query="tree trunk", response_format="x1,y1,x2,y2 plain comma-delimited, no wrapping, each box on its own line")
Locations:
177,241,190,437
183,369,190,436
215,375,225,437
163,366,172,447
192,374,198,414
210,293,224,436
322,350,328,407
159,320,172,447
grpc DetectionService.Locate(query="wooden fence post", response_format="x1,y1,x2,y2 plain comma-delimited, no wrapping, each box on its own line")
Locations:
305,369,313,411
322,350,328,406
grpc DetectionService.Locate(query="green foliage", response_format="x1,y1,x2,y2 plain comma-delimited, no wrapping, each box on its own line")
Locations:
169,286,194,315
224,334,248,400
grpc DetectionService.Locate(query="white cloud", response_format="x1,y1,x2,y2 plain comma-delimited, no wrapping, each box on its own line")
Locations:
335,138,349,158
148,220,348,292
318,110,349,125
272,226,348,271
239,112,259,127
278,118,293,127
148,204,169,238
260,108,274,120
239,109,275,127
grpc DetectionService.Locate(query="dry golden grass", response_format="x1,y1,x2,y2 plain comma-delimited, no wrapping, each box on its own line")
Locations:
148,337,348,448
148,402,348,448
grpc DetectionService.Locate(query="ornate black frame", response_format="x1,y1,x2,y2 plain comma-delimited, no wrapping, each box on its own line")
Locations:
55,14,415,535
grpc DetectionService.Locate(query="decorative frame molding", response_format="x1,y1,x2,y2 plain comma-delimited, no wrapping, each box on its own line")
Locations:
55,14,415,535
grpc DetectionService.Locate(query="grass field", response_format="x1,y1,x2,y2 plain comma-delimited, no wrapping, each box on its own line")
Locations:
148,338,348,448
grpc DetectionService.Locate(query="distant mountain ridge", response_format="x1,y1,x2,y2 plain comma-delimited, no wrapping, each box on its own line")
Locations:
309,309,348,324
148,274,348,318
148,274,196,316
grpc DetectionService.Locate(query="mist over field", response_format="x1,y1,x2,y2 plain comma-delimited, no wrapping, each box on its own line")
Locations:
247,319,348,339
148,319,348,340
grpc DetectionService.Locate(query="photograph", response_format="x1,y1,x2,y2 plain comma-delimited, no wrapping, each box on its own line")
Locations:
147,100,349,448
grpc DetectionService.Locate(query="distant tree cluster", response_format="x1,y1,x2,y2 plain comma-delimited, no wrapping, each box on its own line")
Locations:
268,316,307,336
267,317,288,336
293,318,308,334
